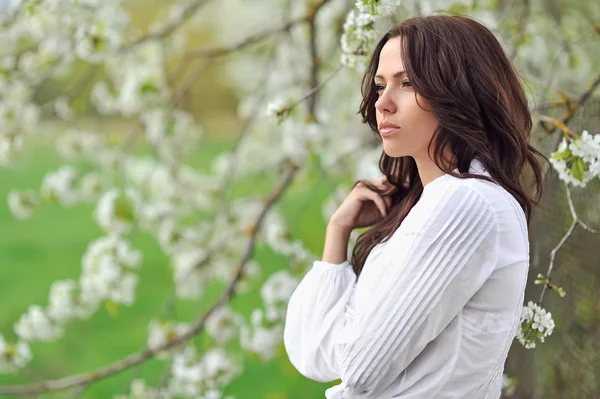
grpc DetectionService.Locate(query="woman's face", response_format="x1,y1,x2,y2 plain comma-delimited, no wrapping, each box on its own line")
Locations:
374,37,439,159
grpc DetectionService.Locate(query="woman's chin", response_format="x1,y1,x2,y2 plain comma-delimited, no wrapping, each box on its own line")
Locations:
382,145,408,158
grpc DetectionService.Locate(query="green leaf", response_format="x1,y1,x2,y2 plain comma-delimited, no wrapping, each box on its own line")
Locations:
571,157,585,181
140,82,160,95
114,193,135,222
551,149,571,160
105,300,119,317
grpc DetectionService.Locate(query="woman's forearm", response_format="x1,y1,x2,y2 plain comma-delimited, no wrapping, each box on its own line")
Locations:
322,223,352,264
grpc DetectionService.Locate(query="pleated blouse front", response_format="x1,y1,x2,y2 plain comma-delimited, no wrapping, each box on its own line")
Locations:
283,158,530,398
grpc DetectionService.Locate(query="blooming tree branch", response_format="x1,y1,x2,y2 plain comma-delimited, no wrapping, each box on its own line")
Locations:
1,0,599,397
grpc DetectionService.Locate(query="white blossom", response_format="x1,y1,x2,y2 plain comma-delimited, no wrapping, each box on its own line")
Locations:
91,81,120,114
170,346,241,397
171,248,210,300
40,165,80,206
501,373,517,396
79,172,104,200
7,190,38,219
147,320,191,360
240,309,282,361
54,96,75,120
0,134,23,166
113,379,172,399
56,130,106,160
355,0,400,17
516,301,555,349
205,307,244,345
94,189,136,234
79,235,142,307
0,0,597,391
549,133,600,188
46,279,87,322
14,305,63,342
260,270,298,323
340,10,377,70
263,213,313,263
0,334,32,374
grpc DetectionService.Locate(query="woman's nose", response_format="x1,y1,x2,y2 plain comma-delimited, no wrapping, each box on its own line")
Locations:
375,91,396,114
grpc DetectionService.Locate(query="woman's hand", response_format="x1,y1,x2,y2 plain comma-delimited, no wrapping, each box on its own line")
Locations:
329,175,395,232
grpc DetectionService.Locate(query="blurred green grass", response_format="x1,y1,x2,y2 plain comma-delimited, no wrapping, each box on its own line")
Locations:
0,120,339,399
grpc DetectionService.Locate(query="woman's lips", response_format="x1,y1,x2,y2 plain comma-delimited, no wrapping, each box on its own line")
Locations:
380,127,399,137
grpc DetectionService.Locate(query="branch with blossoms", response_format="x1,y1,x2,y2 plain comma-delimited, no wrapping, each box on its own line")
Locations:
121,0,214,50
515,75,600,350
1,0,341,395
1,0,599,398
0,161,300,396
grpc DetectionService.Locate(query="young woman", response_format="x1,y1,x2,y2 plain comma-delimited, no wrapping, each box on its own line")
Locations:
283,15,548,398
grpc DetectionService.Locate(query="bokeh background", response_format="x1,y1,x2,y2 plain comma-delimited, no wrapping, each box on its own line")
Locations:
1,0,600,398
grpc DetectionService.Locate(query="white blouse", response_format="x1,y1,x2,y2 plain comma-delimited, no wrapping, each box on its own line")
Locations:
283,158,529,398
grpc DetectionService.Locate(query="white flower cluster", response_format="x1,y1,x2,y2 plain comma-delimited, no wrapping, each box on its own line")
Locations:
262,212,315,268
123,157,218,219
169,346,241,398
114,379,172,399
240,309,283,361
46,279,91,322
550,130,600,188
156,221,207,255
0,134,24,166
53,96,75,120
55,129,107,161
355,0,400,16
260,270,299,323
14,304,64,342
73,4,128,64
92,42,170,117
7,189,38,220
40,165,81,206
140,108,203,162
147,320,192,360
8,167,104,220
80,235,142,307
516,301,556,349
11,235,142,349
265,97,296,124
341,0,401,70
94,189,137,234
501,373,517,397
171,248,212,300
0,334,31,374
0,0,132,166
205,307,244,346
0,80,40,165
280,120,325,163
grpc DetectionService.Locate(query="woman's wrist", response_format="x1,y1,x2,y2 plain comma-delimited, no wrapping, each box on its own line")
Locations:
322,223,352,264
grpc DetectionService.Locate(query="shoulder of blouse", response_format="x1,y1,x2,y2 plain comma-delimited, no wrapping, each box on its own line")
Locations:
312,259,352,271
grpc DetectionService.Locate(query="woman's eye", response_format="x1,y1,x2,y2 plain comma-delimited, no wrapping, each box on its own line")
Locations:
375,84,385,92
401,79,412,88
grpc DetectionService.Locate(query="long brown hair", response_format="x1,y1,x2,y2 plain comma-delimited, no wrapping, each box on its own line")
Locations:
351,15,549,278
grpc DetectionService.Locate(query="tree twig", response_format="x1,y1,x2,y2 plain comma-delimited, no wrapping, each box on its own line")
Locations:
538,185,597,305
0,163,299,396
120,0,214,51
538,74,600,141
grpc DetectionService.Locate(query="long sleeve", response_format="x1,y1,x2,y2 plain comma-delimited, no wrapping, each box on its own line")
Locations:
284,183,499,396
283,260,356,382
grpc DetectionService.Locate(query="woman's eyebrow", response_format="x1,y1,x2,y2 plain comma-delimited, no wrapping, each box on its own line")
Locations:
374,70,406,80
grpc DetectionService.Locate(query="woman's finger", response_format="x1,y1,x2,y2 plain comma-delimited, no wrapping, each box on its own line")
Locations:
383,194,392,209
370,192,388,217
